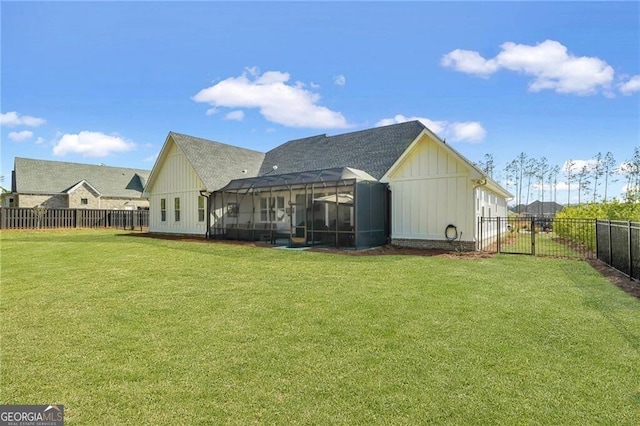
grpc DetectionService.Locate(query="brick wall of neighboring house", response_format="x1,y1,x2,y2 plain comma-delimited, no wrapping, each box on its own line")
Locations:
17,193,68,208
391,238,476,252
99,197,149,210
67,184,100,209
14,193,148,210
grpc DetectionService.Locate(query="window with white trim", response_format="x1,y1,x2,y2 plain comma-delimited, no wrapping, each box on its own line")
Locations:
259,196,285,222
174,197,180,222
160,198,166,221
198,196,206,222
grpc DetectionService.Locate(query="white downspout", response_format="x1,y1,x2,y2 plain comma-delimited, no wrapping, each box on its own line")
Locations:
472,178,487,250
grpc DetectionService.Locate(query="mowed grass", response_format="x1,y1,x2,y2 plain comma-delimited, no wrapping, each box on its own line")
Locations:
500,231,586,257
1,230,639,425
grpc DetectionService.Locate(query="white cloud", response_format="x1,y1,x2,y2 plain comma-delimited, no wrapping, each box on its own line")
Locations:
1,111,46,127
376,115,447,134
224,110,245,121
440,49,499,77
442,40,615,95
334,74,346,86
53,131,135,157
562,159,597,174
35,137,45,145
448,122,486,143
143,154,158,163
617,161,639,175
192,68,349,128
375,114,486,143
8,130,34,142
619,75,640,95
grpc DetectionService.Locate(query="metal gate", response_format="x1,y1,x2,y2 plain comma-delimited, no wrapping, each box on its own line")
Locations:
478,217,596,259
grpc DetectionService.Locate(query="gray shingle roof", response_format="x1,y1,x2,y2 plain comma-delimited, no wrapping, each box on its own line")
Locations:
169,132,265,191
13,157,150,198
220,167,377,192
259,121,426,180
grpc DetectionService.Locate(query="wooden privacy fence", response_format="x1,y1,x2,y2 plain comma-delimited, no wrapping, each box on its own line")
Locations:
478,217,639,281
0,207,149,230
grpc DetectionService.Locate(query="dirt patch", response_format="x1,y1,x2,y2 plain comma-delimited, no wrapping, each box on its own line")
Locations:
586,258,640,300
308,244,495,259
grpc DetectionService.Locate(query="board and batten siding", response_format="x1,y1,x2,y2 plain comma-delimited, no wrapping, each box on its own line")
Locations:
386,135,475,246
147,140,207,235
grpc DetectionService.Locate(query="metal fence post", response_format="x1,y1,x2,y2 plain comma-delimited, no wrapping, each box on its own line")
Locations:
593,219,599,259
608,219,613,266
531,217,536,256
628,221,633,280
497,217,501,253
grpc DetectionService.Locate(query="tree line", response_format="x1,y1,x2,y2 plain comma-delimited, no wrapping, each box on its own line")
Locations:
475,147,640,212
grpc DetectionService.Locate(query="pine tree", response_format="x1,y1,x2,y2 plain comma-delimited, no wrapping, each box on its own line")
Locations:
564,159,576,206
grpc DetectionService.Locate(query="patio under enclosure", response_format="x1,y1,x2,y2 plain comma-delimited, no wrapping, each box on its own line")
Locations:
209,167,388,249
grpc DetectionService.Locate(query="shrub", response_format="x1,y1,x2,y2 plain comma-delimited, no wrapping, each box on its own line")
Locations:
555,201,640,250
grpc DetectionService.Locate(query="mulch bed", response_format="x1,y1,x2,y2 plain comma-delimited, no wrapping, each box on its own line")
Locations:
586,258,640,300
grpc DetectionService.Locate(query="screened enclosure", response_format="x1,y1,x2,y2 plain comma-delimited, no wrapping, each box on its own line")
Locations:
209,167,388,249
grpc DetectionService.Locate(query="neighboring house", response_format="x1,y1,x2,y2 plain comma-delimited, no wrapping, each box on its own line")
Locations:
0,185,11,207
511,201,564,217
8,157,150,209
144,121,513,250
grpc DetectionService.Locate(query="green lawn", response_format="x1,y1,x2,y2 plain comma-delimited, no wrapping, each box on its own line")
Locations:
1,230,639,425
500,231,587,257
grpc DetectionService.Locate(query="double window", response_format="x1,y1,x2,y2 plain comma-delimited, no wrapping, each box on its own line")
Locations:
260,196,285,222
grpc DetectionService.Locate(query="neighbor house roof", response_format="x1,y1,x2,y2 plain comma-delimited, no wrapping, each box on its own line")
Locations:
512,201,564,215
13,157,150,198
145,132,265,193
259,121,427,180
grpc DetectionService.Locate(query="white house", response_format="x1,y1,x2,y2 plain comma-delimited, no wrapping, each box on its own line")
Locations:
143,121,512,250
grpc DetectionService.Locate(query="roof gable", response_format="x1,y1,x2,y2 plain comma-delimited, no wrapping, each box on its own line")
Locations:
13,157,150,198
64,180,101,196
381,128,513,199
259,121,426,180
144,132,265,193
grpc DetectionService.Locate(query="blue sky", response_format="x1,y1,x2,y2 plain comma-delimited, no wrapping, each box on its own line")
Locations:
2,1,638,204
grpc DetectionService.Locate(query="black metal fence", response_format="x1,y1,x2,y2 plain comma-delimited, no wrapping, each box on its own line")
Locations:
478,217,638,281
596,220,639,281
0,207,149,230
478,217,596,258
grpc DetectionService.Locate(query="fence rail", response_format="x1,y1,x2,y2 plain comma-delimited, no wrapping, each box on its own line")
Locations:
0,207,148,230
479,217,638,281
